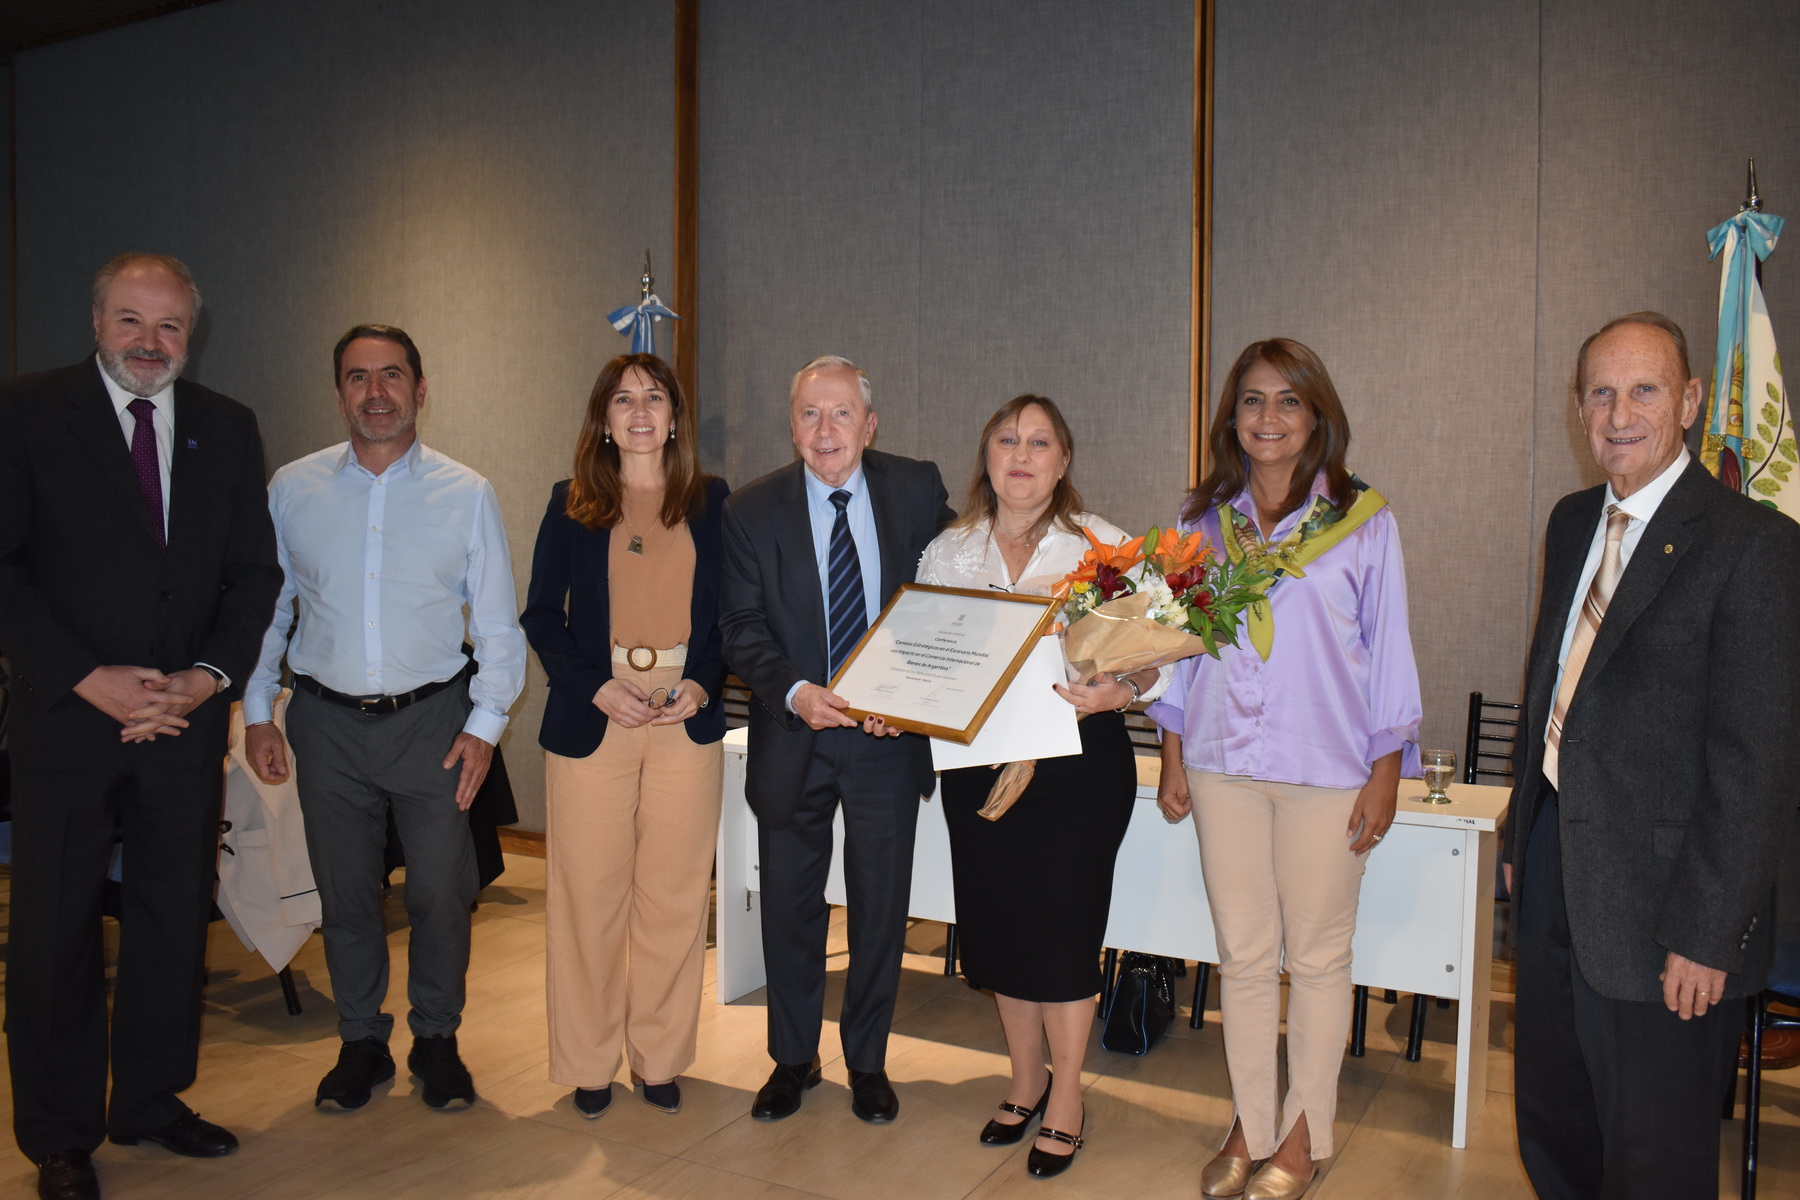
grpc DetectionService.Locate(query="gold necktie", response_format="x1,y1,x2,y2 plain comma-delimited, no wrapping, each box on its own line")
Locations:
1543,505,1629,790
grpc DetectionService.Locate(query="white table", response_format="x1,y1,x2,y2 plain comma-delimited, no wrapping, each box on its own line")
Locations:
714,727,1508,1148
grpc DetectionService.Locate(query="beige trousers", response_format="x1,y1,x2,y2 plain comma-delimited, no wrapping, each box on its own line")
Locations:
1188,770,1368,1160
545,664,723,1087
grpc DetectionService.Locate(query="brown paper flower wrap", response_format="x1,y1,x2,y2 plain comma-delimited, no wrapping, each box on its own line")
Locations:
977,527,1269,820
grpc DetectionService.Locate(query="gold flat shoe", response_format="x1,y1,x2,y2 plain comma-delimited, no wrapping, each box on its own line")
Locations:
1243,1160,1316,1200
1200,1151,1259,1196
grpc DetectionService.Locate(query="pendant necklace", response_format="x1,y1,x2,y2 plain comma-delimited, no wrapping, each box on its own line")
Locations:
622,505,645,556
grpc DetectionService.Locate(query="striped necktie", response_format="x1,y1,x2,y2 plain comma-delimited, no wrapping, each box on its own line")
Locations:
1543,504,1629,789
826,489,868,677
127,396,166,547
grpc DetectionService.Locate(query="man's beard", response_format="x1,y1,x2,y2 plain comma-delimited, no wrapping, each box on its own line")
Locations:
99,345,184,396
348,403,418,444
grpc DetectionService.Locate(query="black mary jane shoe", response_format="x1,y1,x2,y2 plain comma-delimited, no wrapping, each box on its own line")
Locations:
1026,1120,1085,1179
979,1072,1052,1145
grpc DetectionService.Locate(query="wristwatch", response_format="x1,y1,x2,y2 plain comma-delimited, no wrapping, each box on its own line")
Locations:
195,663,229,695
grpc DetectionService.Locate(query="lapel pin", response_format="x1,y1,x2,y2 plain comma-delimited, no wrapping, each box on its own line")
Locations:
1664,544,1673,554
186,437,199,449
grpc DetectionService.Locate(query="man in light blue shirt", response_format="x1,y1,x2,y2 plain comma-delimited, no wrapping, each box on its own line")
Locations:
243,325,525,1114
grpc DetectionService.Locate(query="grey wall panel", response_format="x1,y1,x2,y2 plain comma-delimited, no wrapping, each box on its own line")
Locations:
696,0,924,485
13,0,675,831
914,1,1191,533
1534,0,1800,546
1212,1,1542,754
698,0,1192,536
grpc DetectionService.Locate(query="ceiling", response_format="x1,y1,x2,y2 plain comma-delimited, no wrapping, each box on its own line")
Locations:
1,0,224,61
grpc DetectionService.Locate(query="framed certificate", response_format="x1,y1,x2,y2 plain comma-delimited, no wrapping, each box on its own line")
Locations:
828,583,1059,743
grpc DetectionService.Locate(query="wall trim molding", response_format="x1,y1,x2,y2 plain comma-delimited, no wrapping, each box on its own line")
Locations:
673,0,698,407
1190,0,1215,488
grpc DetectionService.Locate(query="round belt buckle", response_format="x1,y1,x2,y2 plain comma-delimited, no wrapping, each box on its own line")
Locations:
625,646,658,672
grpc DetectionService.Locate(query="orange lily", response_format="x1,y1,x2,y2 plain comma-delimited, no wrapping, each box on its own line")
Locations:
1053,529,1144,600
1081,526,1146,571
1147,528,1208,575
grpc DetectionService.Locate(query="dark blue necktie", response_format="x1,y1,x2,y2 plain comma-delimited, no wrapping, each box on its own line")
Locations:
826,489,868,677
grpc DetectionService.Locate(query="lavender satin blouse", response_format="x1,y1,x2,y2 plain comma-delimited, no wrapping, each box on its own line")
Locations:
1145,478,1423,789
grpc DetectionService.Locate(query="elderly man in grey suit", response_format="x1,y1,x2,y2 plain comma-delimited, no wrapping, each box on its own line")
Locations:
720,356,953,1124
1506,311,1800,1199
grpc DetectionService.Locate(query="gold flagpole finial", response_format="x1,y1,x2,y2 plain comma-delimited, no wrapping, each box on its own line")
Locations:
641,251,654,300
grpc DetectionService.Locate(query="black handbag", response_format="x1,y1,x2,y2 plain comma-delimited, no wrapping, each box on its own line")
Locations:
1101,952,1176,1055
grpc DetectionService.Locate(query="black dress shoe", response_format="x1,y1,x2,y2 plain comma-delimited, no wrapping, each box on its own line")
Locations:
638,1079,682,1113
848,1068,898,1123
316,1037,396,1109
750,1057,822,1120
980,1072,1052,1145
573,1086,613,1119
36,1150,99,1200
109,1109,239,1157
1026,1118,1085,1178
407,1033,476,1108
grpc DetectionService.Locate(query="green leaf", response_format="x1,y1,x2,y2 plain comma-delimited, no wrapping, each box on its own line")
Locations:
1745,440,1768,463
1758,424,1775,443
1200,628,1218,657
1770,383,1784,407
1763,401,1782,427
1780,438,1798,463
1772,460,1792,482
1761,498,1780,509
1753,477,1782,496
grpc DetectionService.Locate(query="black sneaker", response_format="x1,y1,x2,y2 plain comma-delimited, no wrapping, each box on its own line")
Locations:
407,1033,476,1109
315,1038,396,1109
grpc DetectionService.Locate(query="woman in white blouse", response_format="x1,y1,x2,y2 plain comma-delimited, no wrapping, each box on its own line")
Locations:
917,395,1164,1179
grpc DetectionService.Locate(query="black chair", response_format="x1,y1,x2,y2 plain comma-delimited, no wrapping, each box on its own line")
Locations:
1462,691,1522,784
1732,824,1800,1200
1733,939,1800,1199
1351,692,1519,1062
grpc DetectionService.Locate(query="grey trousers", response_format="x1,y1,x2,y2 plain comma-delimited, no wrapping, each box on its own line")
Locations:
287,682,479,1043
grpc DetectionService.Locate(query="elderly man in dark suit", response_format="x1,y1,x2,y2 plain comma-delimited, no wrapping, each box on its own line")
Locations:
0,253,282,1200
721,355,953,1124
1506,311,1800,1199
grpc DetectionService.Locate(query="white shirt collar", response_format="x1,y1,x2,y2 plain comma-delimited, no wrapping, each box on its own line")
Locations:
95,352,175,417
1605,447,1690,523
333,435,425,479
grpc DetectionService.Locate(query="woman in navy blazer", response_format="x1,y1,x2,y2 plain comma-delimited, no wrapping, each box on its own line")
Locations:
521,352,729,1120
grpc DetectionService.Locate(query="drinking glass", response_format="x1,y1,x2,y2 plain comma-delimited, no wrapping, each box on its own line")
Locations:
1418,749,1456,804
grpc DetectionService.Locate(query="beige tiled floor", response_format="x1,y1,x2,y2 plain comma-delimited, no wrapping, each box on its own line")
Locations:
3,853,1797,1198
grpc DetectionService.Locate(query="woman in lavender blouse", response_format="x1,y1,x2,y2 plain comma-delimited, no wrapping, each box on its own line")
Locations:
1146,339,1421,1200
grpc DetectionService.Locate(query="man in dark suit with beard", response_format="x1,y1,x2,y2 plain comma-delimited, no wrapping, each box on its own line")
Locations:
0,253,282,1200
721,355,953,1124
1507,311,1800,1199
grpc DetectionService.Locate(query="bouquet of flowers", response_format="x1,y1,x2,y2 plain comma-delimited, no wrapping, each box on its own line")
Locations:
1057,525,1270,678
978,526,1268,820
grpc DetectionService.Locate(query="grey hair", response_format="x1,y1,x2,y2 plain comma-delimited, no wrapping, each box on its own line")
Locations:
92,252,203,318
792,354,874,410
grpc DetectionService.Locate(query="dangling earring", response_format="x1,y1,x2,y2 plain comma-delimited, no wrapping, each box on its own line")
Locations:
604,430,612,444
668,427,676,441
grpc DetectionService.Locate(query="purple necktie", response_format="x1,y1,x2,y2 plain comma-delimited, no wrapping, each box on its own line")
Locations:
127,397,166,547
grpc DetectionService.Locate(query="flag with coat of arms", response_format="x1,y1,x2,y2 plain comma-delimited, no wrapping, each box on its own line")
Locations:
1700,164,1792,517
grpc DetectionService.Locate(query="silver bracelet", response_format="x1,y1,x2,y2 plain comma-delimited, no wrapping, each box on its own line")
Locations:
1113,675,1142,712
